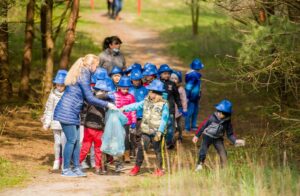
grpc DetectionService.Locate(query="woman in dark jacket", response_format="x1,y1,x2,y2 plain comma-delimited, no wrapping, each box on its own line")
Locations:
98,36,126,74
54,54,117,177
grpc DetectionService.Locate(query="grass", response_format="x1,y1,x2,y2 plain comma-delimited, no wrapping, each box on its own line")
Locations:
0,157,27,190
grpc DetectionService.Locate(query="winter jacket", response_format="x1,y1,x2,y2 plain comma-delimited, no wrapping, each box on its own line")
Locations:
175,85,188,118
114,91,136,125
98,48,126,74
195,112,236,144
54,67,108,125
82,92,114,130
185,70,202,102
123,97,169,134
160,79,182,115
129,85,148,119
43,89,64,130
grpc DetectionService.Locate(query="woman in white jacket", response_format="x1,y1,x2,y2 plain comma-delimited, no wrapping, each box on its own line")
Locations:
42,70,67,170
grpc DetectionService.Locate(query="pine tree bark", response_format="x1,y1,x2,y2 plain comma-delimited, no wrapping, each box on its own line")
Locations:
19,0,35,99
0,0,13,102
58,0,79,69
42,0,54,104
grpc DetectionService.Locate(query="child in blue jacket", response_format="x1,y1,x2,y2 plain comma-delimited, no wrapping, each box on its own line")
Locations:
185,58,204,132
129,69,148,157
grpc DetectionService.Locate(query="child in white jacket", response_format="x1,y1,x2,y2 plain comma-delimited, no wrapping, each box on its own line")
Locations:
42,70,67,170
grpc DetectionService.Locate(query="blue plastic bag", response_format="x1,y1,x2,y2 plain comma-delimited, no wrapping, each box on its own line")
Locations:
101,110,128,157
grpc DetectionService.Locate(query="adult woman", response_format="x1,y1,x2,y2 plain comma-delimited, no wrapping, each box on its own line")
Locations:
54,54,117,177
98,36,126,74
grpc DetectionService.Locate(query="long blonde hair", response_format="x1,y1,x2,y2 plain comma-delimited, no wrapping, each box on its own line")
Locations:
65,54,99,85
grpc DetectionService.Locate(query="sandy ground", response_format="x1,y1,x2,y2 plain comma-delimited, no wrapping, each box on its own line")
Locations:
0,10,187,196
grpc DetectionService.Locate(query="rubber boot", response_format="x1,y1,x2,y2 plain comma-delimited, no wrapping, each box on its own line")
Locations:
129,165,140,176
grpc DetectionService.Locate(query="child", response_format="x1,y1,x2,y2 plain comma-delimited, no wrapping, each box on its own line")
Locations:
114,76,137,166
129,69,148,157
170,70,188,142
185,58,203,132
42,70,67,170
109,66,123,92
124,63,142,76
158,64,182,149
122,79,169,177
79,78,114,175
142,63,157,87
192,99,245,171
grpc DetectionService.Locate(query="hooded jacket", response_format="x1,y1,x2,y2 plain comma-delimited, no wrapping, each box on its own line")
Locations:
185,70,202,102
129,85,148,119
114,91,137,125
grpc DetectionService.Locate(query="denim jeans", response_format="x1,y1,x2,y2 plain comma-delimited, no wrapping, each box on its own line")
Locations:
61,123,80,170
114,0,122,16
185,101,199,130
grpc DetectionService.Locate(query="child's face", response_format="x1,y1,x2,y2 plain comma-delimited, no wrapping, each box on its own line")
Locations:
160,72,171,80
149,91,157,100
119,87,129,94
145,75,154,82
112,74,121,83
132,80,141,87
170,75,179,84
56,84,65,93
216,111,226,119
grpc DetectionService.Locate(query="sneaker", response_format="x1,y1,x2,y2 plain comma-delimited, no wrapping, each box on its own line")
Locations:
115,163,125,172
95,167,107,175
195,164,203,172
61,169,78,177
53,160,60,170
73,167,87,177
81,160,90,169
129,165,140,176
153,168,165,177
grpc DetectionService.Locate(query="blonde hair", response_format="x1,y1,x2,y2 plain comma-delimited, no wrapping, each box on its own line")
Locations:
65,54,99,85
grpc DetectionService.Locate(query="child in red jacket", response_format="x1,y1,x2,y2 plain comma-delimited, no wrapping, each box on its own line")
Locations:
114,76,136,169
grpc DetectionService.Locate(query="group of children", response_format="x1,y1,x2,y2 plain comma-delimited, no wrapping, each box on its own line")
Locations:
42,58,245,177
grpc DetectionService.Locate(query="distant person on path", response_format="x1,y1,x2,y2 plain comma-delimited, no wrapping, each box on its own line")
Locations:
106,0,114,18
54,54,118,177
99,36,126,74
114,0,123,20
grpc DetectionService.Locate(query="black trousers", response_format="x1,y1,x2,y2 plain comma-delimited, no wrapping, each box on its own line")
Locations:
124,125,130,151
198,135,227,167
136,133,163,169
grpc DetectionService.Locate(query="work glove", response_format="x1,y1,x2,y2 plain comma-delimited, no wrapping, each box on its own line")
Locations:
192,136,199,144
235,139,245,147
153,131,162,142
130,123,137,134
107,103,118,110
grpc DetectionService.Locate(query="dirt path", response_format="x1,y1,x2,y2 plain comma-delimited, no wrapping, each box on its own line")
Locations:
0,11,186,196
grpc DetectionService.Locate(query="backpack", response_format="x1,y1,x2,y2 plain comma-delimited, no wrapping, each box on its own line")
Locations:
203,117,230,138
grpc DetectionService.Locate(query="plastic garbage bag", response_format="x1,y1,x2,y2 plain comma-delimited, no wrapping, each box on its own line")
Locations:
101,109,128,156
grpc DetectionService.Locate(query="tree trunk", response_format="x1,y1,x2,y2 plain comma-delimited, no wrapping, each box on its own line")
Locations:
0,0,13,102
41,2,47,61
58,0,79,69
19,0,35,99
190,0,199,36
42,0,54,105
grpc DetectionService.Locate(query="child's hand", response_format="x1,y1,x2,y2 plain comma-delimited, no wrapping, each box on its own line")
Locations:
192,136,199,144
119,107,125,112
235,139,245,147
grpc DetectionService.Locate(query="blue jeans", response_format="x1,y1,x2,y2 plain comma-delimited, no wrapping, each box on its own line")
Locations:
114,0,122,16
61,124,80,170
185,101,199,131
166,114,175,145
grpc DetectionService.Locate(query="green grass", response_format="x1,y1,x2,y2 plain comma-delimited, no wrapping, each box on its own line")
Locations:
0,157,27,190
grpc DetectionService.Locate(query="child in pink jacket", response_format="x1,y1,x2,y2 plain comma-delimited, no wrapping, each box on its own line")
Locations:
114,76,136,167
171,70,188,142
